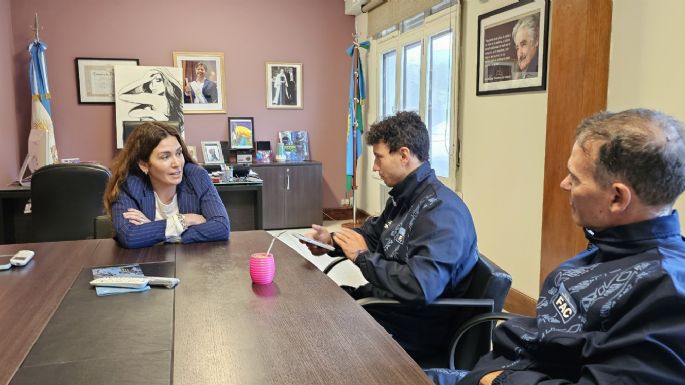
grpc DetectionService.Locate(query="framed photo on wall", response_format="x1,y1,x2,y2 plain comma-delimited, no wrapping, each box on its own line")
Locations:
266,62,302,109
201,141,224,164
75,57,139,103
173,52,226,114
476,0,549,95
114,66,184,149
228,117,254,150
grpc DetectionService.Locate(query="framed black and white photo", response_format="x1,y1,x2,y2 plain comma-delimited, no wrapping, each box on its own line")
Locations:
266,62,302,109
75,57,138,103
114,66,184,148
228,117,254,150
201,141,224,164
477,0,549,95
173,52,226,114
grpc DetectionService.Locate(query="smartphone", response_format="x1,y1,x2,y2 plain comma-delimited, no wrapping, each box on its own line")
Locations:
293,233,335,251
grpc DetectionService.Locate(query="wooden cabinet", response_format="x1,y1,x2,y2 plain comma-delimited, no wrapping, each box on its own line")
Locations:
251,162,322,229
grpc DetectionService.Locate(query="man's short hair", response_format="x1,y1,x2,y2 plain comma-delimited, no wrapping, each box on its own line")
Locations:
576,108,685,206
512,14,539,42
365,111,429,162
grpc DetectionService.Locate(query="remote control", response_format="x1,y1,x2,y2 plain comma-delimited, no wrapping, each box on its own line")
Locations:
10,250,35,267
90,276,150,289
0,257,11,271
145,276,180,288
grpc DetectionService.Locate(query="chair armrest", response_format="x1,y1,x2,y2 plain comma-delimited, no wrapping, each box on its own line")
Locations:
323,256,347,274
94,215,114,239
357,297,401,306
357,297,495,309
449,312,515,370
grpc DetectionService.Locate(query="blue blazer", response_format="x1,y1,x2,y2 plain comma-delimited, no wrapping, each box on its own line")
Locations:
112,163,230,248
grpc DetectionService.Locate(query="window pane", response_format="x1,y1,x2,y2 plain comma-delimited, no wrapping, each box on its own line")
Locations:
401,13,424,33
402,42,421,113
381,50,396,118
426,30,452,178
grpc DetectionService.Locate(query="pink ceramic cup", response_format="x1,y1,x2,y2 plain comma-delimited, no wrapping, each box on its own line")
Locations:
249,252,275,284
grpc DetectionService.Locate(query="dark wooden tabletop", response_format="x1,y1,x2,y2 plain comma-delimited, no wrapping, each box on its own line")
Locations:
0,233,433,385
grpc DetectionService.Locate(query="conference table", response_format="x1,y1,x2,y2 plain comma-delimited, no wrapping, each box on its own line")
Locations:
0,231,433,385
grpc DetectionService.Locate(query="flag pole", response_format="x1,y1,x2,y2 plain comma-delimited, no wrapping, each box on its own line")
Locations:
19,14,42,185
351,33,359,226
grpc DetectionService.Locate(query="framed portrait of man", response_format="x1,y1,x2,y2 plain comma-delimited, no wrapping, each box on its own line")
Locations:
266,62,302,109
173,52,226,114
476,0,549,95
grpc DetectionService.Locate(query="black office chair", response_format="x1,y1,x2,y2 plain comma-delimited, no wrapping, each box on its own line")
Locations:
324,253,512,370
30,163,111,242
94,215,115,239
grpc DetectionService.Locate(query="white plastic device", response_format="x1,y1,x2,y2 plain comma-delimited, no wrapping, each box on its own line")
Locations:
0,257,11,271
89,276,180,289
90,276,150,289
10,250,35,266
145,276,180,288
293,233,335,251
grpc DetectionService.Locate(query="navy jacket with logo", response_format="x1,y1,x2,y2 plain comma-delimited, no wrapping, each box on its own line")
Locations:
460,212,685,385
333,162,479,354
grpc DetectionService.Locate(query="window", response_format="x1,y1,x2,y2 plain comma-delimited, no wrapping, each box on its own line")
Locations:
380,50,396,118
402,42,421,112
372,5,460,187
426,31,452,177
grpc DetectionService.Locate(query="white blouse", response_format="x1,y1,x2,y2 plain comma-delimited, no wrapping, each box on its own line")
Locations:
154,192,185,243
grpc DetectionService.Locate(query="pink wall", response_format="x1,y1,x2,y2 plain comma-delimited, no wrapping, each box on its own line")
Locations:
0,0,19,183
8,0,353,208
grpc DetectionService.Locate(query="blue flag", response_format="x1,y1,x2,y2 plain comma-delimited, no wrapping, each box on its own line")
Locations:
26,40,58,173
346,41,369,191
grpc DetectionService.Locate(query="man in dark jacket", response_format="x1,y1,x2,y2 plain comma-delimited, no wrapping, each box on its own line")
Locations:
429,108,685,385
304,111,479,358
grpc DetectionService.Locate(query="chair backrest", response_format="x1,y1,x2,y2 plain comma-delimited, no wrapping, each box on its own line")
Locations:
463,254,512,312
450,254,512,369
31,163,111,242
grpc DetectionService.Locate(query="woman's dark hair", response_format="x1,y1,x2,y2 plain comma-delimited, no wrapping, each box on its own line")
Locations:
104,121,194,215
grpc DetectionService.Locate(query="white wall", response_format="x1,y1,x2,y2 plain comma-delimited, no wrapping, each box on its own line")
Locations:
458,0,547,298
607,0,685,223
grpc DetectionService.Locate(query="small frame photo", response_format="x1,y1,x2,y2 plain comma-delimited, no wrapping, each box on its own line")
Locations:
228,117,255,150
476,0,549,95
266,62,302,109
75,57,139,103
201,141,224,164
173,52,226,114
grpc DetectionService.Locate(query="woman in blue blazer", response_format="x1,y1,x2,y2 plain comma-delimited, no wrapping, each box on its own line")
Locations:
104,122,230,248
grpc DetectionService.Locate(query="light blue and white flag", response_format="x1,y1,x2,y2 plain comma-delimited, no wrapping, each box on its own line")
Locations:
26,40,58,173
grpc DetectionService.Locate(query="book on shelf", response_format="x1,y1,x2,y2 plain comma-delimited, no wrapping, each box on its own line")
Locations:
278,130,310,162
91,263,150,296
